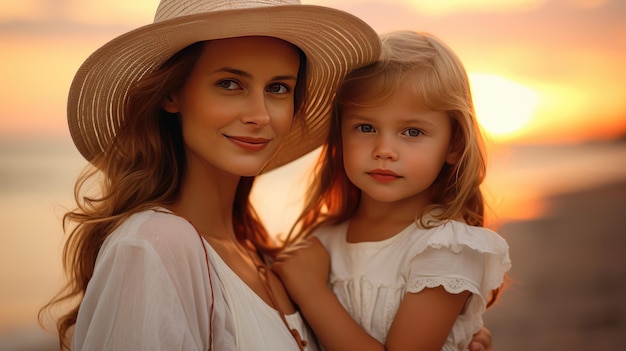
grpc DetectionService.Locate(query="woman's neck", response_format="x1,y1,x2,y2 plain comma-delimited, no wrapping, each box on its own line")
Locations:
169,160,241,240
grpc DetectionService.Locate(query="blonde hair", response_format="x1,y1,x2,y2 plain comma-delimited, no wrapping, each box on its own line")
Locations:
41,41,308,350
290,30,500,305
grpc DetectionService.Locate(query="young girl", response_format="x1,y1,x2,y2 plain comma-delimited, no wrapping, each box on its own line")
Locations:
38,0,381,350
273,31,511,351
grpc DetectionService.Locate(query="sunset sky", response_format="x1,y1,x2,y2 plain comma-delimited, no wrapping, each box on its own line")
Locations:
1,0,625,145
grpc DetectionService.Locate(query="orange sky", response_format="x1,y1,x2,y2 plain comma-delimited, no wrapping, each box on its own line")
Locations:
0,0,625,144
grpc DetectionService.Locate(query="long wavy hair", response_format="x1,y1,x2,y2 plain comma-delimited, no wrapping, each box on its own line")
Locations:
289,31,502,306
40,40,307,350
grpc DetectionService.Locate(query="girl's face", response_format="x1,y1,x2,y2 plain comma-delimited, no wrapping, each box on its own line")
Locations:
341,79,458,209
163,36,300,177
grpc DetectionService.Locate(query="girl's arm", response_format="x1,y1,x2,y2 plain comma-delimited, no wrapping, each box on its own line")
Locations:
386,287,470,350
273,238,476,351
273,238,385,351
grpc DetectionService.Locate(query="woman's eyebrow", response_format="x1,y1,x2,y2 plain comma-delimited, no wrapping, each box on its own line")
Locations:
211,67,251,78
212,67,297,81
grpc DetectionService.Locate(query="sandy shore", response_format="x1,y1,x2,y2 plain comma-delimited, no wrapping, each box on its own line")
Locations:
484,180,626,350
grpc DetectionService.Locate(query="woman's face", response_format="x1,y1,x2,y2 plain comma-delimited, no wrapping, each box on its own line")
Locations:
163,36,300,177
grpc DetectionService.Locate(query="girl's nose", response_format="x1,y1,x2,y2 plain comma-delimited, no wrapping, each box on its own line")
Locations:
372,137,398,161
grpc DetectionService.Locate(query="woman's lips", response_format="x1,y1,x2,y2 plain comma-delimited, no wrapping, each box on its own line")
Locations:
226,135,271,151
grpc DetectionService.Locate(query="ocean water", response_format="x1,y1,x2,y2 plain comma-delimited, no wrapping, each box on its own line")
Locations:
0,138,84,350
1,137,625,350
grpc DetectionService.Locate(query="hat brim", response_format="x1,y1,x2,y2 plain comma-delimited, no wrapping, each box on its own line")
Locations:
67,5,380,172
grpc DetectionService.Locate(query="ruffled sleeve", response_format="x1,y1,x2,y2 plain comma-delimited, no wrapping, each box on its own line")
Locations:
405,220,511,331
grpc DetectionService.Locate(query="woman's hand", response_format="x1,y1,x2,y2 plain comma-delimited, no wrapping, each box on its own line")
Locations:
468,326,493,351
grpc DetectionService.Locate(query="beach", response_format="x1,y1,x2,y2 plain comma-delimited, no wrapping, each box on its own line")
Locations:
484,180,626,350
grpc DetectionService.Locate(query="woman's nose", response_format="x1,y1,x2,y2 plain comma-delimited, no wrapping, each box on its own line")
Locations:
241,91,271,127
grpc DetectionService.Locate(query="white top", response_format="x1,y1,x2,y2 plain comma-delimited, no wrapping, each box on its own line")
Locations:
73,209,318,351
315,219,511,351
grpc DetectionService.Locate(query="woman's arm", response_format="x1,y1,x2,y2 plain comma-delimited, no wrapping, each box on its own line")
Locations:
469,327,493,351
74,223,213,351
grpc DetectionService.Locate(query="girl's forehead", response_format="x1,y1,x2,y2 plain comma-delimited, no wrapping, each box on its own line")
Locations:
343,92,437,119
343,77,432,110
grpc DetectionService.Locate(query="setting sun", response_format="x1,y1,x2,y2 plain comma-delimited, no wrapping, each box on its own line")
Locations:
470,73,539,141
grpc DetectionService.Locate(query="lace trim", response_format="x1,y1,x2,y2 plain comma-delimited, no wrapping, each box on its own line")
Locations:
407,277,480,296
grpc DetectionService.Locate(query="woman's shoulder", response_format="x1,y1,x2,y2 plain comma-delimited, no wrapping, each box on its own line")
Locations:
104,208,202,257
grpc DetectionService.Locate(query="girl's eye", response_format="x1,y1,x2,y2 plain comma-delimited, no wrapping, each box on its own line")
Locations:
356,124,375,133
403,128,423,137
267,83,290,94
217,80,241,90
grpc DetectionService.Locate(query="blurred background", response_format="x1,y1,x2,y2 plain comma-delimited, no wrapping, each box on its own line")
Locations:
1,0,625,350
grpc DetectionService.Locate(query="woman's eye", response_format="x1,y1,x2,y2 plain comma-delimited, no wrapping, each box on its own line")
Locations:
403,128,422,137
356,124,375,133
267,83,290,94
217,80,241,90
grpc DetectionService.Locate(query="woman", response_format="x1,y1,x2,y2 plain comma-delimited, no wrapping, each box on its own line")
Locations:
40,1,494,350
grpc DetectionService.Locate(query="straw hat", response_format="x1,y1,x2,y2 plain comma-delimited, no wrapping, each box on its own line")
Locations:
67,0,380,172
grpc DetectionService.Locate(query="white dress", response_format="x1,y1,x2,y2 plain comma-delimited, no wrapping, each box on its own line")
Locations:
315,219,511,351
73,209,318,351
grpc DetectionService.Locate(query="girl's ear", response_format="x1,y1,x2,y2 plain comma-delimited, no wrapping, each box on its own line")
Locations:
446,135,463,165
161,94,180,113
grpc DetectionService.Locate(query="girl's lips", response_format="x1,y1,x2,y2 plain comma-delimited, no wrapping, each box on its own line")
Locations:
226,135,271,151
367,169,401,183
